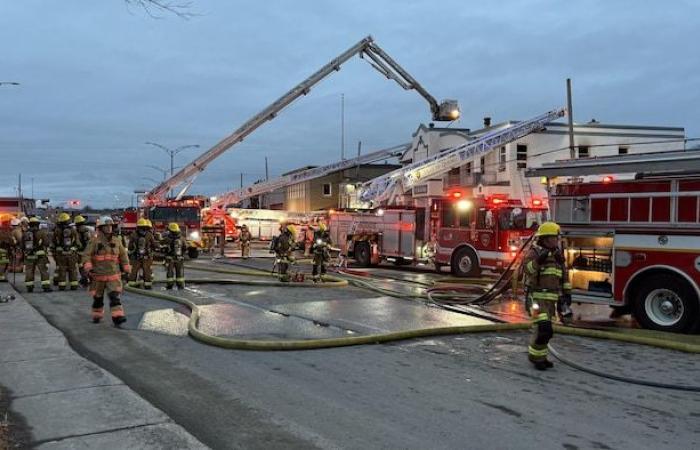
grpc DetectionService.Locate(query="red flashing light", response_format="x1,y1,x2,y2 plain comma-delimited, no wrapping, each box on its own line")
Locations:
532,199,543,207
491,198,505,205
602,176,614,184
451,191,462,199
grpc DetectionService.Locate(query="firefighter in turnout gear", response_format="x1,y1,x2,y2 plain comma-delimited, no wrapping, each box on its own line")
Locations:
23,217,52,292
113,223,129,283
52,212,80,290
239,224,252,259
0,224,12,282
74,215,92,287
162,223,187,289
82,216,130,326
128,218,156,289
311,223,332,282
273,223,295,282
522,222,572,370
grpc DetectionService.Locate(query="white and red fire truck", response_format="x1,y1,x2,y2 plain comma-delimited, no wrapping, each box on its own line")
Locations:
329,191,547,275
545,175,700,333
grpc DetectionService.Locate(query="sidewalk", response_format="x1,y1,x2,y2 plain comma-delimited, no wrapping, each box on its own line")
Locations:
0,282,208,449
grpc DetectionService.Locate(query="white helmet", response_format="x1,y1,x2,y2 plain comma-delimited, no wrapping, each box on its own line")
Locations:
98,216,114,228
10,218,20,227
20,216,29,224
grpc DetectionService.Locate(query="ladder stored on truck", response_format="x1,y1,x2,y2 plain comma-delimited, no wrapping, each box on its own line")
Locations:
144,36,460,204
358,107,567,206
210,143,408,209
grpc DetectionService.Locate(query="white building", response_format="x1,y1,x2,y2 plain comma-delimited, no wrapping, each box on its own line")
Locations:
402,118,686,208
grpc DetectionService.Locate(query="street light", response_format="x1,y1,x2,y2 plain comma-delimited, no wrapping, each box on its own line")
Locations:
144,142,200,177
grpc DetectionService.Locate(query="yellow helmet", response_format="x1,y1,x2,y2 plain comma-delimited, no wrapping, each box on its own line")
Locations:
536,222,560,237
29,217,40,224
168,222,180,233
145,219,153,228
137,218,150,227
286,224,297,235
57,212,71,223
319,223,327,232
74,215,86,225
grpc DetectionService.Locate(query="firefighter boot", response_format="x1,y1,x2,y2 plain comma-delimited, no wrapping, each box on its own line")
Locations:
109,292,126,327
533,360,549,371
91,297,104,323
543,360,554,369
26,285,34,293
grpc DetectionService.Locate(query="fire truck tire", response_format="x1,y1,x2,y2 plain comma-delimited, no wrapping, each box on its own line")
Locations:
632,273,699,333
451,247,481,278
354,241,371,267
188,247,199,259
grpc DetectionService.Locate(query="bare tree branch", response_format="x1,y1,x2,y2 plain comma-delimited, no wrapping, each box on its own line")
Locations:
124,0,198,19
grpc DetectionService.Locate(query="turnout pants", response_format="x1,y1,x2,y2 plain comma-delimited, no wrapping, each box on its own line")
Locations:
55,252,79,290
528,299,557,363
165,258,185,288
277,255,291,282
90,274,125,325
241,241,250,258
25,255,50,290
129,258,153,289
312,251,329,281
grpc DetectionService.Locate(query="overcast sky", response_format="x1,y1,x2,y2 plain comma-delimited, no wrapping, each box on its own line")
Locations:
1,0,698,207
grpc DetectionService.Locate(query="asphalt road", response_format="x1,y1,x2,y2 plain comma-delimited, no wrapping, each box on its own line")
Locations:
18,258,700,450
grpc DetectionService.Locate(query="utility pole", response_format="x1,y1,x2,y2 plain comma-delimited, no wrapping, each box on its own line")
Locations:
265,156,269,181
240,172,243,188
340,93,345,160
144,142,200,197
17,174,22,214
566,78,575,160
355,140,362,180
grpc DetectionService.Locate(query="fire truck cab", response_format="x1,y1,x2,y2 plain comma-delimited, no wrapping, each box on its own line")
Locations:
434,193,547,276
551,177,700,333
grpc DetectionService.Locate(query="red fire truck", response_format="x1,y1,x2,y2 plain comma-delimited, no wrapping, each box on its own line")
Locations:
124,196,206,258
548,176,700,333
329,191,547,275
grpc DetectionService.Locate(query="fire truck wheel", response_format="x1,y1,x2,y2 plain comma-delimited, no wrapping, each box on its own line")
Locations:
188,247,199,259
632,273,699,333
354,241,371,267
451,247,481,278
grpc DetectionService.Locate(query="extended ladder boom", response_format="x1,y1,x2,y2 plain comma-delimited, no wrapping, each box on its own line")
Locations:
210,143,408,209
359,107,567,205
145,36,459,203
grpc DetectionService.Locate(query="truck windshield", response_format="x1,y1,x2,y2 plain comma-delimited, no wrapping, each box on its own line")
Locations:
150,207,200,222
498,208,543,230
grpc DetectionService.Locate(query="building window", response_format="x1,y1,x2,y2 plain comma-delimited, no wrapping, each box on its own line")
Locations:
516,144,527,169
619,146,628,155
480,156,485,174
465,162,472,175
322,183,332,197
498,147,506,172
578,146,589,158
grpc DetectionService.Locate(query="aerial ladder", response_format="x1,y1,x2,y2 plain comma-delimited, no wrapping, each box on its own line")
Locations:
144,35,460,204
210,143,408,209
358,107,568,206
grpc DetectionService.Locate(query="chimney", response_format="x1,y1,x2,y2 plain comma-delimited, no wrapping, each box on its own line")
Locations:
483,117,491,127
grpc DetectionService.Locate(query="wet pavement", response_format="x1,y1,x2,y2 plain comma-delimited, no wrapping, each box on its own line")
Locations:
8,254,700,449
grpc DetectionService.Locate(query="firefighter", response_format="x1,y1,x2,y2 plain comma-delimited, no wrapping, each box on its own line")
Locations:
239,224,252,259
10,218,23,274
273,223,295,282
303,221,314,257
522,221,572,370
162,222,187,289
82,216,130,326
22,217,51,292
311,223,332,282
51,212,80,290
128,218,156,289
74,215,92,287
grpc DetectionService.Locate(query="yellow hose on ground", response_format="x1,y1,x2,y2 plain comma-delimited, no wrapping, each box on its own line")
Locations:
125,284,700,353
184,264,348,287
